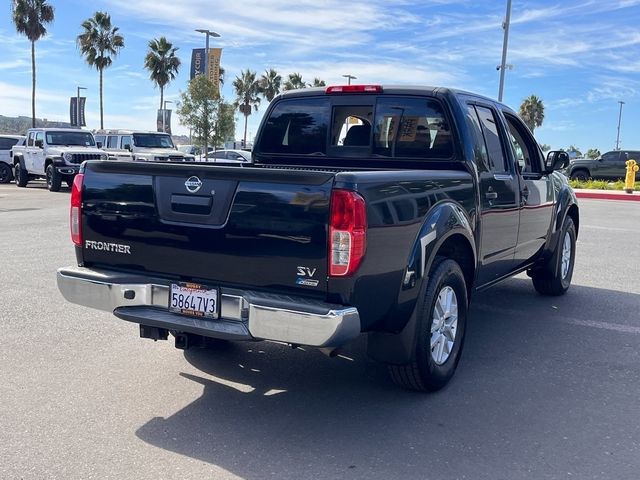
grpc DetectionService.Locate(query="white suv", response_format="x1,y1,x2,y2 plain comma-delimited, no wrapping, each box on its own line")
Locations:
11,128,107,191
95,130,195,162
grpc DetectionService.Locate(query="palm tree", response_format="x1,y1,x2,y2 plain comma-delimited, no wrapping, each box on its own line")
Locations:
77,11,125,129
283,72,306,90
519,95,545,133
232,69,261,148
308,77,326,87
144,37,181,111
11,0,55,128
259,68,281,102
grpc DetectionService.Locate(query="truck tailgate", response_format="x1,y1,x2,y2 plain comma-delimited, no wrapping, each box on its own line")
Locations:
80,161,334,298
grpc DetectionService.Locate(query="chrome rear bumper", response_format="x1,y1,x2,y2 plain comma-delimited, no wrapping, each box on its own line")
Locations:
56,266,360,348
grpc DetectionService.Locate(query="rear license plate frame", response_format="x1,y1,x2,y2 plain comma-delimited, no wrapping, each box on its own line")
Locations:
169,282,219,319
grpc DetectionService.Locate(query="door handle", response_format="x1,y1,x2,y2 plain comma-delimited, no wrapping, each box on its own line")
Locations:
485,191,498,200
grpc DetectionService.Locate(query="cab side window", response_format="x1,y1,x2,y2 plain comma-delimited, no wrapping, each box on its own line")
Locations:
107,136,118,149
601,152,620,163
120,136,132,149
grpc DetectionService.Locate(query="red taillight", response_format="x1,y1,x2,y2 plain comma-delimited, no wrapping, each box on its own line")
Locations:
325,85,383,94
329,189,367,276
70,173,84,246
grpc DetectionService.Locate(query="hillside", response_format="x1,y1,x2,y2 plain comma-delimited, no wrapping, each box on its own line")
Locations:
0,116,72,135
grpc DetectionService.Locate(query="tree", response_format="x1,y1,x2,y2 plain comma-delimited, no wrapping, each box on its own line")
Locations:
283,72,306,90
77,11,125,129
144,37,181,111
586,148,601,159
566,145,582,157
11,0,55,128
233,69,261,148
259,68,281,102
308,77,326,87
518,94,545,133
176,75,234,151
539,143,551,152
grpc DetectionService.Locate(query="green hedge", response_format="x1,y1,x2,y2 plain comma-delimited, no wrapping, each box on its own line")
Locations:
569,179,640,191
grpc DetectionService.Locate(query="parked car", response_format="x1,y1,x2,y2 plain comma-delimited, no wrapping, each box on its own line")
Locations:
204,149,252,165
177,145,214,160
11,128,106,191
0,135,25,183
57,85,577,392
564,150,640,181
95,130,195,162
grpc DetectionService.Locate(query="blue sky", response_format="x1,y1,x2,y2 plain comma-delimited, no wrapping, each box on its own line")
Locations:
1,0,639,152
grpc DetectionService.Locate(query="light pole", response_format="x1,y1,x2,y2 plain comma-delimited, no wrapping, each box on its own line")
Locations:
162,100,173,133
615,101,625,150
497,0,512,102
342,74,357,85
76,86,86,128
195,29,221,157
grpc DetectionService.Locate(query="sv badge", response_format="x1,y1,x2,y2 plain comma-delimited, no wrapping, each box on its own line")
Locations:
297,266,317,277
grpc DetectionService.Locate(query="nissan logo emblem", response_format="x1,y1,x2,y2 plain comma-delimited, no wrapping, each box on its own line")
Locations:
185,176,203,193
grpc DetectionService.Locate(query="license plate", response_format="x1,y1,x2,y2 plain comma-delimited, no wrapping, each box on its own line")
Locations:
169,282,218,319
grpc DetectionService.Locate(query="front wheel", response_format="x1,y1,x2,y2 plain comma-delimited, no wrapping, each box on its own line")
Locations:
570,170,589,182
388,257,468,392
531,216,576,296
46,164,62,192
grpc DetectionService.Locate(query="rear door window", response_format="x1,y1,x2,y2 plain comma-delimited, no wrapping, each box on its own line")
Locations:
258,98,329,155
474,105,509,173
27,132,35,147
107,136,118,149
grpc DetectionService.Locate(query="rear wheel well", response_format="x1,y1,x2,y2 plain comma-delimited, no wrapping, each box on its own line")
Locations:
434,234,475,296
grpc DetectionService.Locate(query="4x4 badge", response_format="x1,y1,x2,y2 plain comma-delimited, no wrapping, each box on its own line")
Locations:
185,176,202,193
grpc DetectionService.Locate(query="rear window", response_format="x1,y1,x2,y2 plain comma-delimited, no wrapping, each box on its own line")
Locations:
257,95,453,159
259,98,329,155
372,98,453,158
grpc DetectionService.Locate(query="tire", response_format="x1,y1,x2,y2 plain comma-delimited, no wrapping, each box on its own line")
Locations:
531,216,576,296
570,170,589,182
14,162,28,187
46,164,62,192
388,257,468,392
0,163,13,184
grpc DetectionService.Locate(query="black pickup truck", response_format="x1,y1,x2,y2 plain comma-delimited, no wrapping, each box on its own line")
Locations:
57,85,578,392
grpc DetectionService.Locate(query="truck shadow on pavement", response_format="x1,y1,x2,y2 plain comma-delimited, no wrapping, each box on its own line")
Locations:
135,277,640,479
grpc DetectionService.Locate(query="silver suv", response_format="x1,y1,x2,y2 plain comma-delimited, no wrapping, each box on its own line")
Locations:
95,130,195,162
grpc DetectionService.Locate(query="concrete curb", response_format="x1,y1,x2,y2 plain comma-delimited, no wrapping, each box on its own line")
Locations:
574,190,640,202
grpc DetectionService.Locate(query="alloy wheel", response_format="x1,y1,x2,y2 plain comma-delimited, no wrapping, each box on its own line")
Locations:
430,286,459,365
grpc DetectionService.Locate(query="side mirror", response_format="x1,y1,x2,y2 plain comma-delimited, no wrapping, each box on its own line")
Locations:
96,141,103,149
546,151,570,173
124,144,131,151
34,139,43,149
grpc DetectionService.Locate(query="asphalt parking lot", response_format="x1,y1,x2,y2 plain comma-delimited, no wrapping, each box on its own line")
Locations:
1,181,639,480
